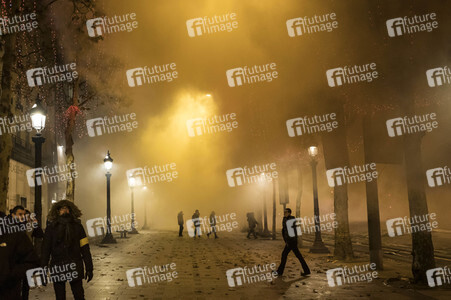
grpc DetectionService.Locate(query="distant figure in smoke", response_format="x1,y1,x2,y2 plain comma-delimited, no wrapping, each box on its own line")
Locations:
275,208,310,277
192,210,201,238
177,211,184,237
246,212,258,239
42,200,93,300
207,211,218,239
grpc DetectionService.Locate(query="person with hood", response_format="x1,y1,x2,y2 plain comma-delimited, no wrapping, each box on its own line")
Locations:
192,210,201,238
177,211,184,237
41,200,93,300
275,208,310,277
206,211,218,239
246,212,258,239
0,211,39,299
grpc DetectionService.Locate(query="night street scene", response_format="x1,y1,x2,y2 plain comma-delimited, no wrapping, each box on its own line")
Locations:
0,0,450,299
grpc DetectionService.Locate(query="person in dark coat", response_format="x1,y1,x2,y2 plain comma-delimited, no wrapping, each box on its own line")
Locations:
206,211,218,239
246,212,258,239
192,210,201,238
0,211,39,300
275,208,310,277
41,200,93,300
177,211,184,237
21,209,44,300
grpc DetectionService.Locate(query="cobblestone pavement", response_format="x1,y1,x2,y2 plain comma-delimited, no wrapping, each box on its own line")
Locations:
29,230,451,299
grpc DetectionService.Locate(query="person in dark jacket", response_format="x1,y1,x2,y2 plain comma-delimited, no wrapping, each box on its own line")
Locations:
246,212,258,239
21,209,44,300
206,211,218,239
275,208,310,277
0,211,39,300
177,211,184,237
192,210,201,238
41,200,93,300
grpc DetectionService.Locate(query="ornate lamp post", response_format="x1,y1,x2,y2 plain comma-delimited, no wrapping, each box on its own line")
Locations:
308,146,330,253
127,176,139,234
101,151,116,244
30,96,46,227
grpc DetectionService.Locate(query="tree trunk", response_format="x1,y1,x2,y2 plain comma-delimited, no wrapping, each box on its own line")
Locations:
403,133,435,283
65,80,80,202
0,18,18,212
322,112,354,260
334,185,354,260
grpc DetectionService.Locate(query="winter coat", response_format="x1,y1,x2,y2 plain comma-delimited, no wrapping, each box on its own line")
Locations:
177,213,184,225
192,213,200,227
282,216,297,246
41,214,93,283
0,212,39,299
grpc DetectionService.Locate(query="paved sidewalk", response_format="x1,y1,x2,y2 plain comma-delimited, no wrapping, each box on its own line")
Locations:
29,230,451,299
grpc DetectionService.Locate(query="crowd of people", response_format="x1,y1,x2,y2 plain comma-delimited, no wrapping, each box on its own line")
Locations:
0,200,93,300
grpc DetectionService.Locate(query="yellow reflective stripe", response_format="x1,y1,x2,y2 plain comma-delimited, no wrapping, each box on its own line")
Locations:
80,237,89,247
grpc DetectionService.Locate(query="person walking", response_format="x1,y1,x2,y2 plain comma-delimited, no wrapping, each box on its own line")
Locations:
41,200,93,300
177,211,184,237
206,211,218,239
192,210,201,238
275,208,310,277
246,212,258,239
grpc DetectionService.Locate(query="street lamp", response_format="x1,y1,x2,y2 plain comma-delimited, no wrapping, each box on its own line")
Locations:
308,146,330,253
127,176,139,234
101,151,116,244
30,95,46,228
141,186,150,230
